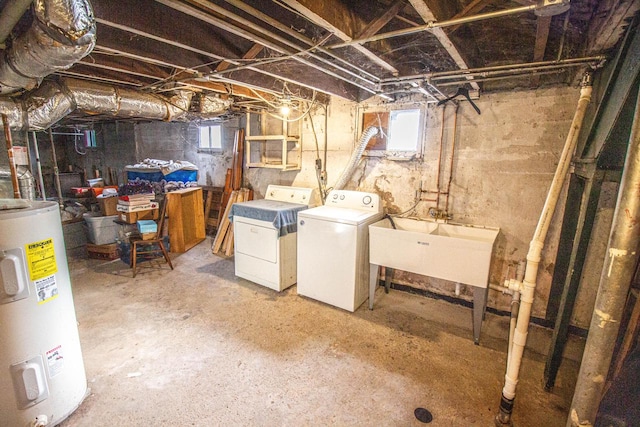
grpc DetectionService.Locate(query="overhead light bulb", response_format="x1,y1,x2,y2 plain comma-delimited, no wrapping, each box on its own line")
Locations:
280,105,291,116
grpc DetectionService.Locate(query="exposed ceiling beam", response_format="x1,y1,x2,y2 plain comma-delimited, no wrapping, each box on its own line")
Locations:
94,18,346,100
224,0,380,83
93,45,315,103
56,71,145,88
178,79,277,102
278,0,399,76
445,0,492,35
215,43,263,72
530,15,552,86
586,0,640,54
93,45,201,76
78,60,167,82
407,0,480,91
356,0,407,38
533,15,552,61
154,0,370,97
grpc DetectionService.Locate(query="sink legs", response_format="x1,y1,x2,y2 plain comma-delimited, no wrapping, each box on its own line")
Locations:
369,262,488,345
472,286,488,345
369,263,379,310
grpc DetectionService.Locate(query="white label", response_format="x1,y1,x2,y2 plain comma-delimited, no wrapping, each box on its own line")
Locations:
35,274,58,305
46,345,64,377
12,146,28,165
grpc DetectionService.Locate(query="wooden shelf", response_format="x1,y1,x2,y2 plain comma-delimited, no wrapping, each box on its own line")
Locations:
245,111,301,171
166,187,205,253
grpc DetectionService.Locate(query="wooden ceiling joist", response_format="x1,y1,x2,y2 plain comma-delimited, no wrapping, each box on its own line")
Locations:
356,0,407,39
215,43,264,73
445,0,493,35
407,0,480,91
278,0,399,76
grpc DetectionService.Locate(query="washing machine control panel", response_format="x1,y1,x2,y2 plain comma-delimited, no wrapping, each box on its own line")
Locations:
325,190,381,212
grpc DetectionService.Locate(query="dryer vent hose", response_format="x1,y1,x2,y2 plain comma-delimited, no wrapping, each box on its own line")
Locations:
333,126,379,190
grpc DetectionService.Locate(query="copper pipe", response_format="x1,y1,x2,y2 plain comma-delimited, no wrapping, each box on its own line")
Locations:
444,103,459,213
2,114,21,199
48,128,63,203
435,105,446,209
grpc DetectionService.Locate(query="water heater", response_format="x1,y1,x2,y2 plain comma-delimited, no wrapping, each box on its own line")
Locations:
0,201,87,426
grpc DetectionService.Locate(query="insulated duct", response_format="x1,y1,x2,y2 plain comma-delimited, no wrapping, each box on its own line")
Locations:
0,0,96,94
0,77,194,130
0,165,35,199
333,126,379,190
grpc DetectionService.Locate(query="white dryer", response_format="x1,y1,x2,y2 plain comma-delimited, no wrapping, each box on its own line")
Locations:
231,185,319,291
296,190,383,312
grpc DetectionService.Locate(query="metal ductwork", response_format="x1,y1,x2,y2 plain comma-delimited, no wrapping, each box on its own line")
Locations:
0,0,97,94
0,77,194,130
333,126,379,190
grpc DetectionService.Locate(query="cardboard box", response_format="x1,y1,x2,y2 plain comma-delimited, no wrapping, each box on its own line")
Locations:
98,196,118,216
116,201,159,213
141,232,157,240
118,208,159,224
137,220,158,233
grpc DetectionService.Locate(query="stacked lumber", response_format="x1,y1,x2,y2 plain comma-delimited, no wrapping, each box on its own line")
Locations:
217,129,245,229
211,188,253,256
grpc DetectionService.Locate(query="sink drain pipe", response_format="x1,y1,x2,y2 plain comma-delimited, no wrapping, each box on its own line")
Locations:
495,74,593,426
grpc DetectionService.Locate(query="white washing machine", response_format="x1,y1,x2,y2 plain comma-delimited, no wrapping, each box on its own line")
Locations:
296,190,383,312
231,185,319,291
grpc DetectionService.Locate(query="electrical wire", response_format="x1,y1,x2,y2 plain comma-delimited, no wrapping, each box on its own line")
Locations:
74,131,87,155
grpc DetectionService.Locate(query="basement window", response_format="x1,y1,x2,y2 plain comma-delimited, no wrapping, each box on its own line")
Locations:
84,130,96,148
199,124,222,151
361,106,424,159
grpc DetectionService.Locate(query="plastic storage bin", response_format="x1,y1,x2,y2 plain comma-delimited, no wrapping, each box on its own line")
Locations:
83,213,119,245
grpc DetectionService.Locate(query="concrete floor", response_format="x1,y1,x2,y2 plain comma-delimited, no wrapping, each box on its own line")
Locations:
59,238,581,426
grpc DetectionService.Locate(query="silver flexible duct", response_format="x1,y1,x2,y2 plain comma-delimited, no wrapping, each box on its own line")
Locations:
0,0,96,94
0,165,36,200
333,125,379,190
1,78,194,130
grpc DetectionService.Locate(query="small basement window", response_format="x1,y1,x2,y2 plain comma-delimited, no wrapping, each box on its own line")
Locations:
361,107,423,158
199,124,222,150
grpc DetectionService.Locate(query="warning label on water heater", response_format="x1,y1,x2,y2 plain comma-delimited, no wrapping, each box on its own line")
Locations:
35,275,58,304
46,344,65,377
25,238,58,281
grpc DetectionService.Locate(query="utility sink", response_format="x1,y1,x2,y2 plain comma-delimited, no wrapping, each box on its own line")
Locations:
368,217,500,344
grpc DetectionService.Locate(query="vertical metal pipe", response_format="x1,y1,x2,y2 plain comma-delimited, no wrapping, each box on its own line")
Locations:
31,131,46,200
435,105,446,209
2,114,21,198
48,128,63,203
567,86,640,427
444,103,459,214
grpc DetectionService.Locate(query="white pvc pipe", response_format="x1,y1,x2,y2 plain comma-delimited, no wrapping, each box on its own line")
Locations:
497,78,593,424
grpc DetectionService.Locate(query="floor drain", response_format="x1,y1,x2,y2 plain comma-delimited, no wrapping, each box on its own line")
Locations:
414,407,433,423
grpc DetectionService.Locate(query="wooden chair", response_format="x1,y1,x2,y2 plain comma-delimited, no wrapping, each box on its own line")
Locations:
130,198,174,277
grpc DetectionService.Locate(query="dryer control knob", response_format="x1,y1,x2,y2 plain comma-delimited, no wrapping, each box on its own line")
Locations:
299,220,305,226
363,195,372,205
340,195,345,200
332,194,338,199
